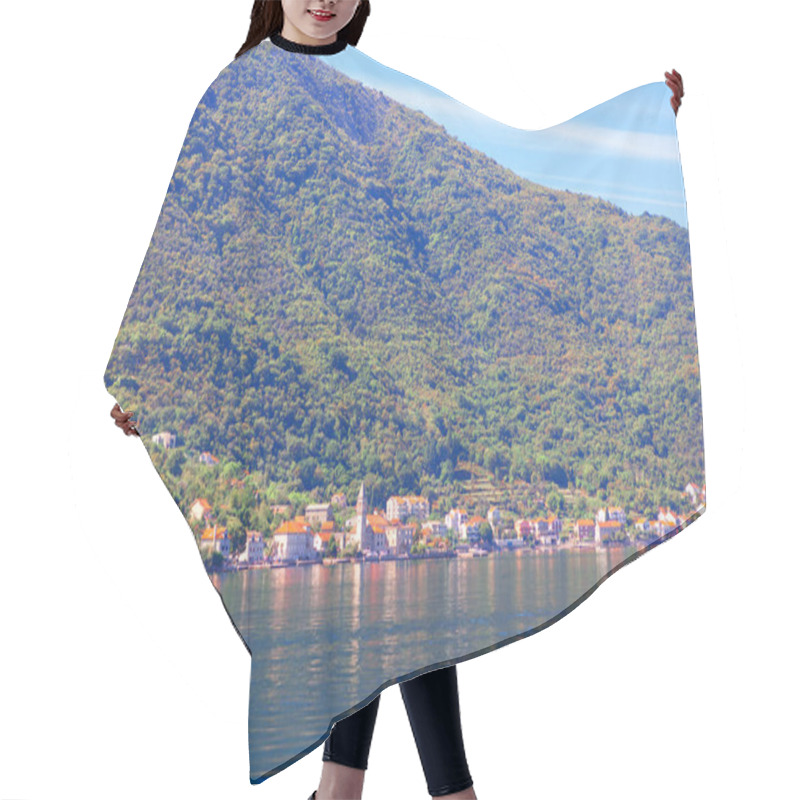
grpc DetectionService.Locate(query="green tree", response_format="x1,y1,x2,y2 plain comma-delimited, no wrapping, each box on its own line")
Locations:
546,490,565,514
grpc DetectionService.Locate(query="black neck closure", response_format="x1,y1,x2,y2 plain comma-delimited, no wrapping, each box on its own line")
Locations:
269,31,348,55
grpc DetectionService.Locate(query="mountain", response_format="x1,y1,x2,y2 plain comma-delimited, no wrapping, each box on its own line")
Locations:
104,42,704,508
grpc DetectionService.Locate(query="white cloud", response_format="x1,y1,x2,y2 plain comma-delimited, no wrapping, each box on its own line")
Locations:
544,122,679,161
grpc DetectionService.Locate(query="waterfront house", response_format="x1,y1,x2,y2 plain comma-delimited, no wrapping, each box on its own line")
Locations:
384,518,414,555
539,529,559,546
314,529,347,554
244,530,265,563
574,519,595,542
200,524,230,557
546,515,563,537
273,517,315,560
531,516,561,545
595,519,623,544
367,514,390,553
655,511,685,535
658,507,678,526
314,531,332,554
459,516,484,541
515,518,533,539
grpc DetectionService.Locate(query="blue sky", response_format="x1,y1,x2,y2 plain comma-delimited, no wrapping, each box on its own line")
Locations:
328,48,688,228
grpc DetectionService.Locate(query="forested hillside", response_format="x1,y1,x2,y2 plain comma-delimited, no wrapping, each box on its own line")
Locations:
105,42,704,518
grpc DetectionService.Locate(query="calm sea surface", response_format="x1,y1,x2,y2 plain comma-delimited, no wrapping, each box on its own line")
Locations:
212,544,643,781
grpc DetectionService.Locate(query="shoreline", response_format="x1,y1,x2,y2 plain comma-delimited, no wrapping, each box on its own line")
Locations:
216,536,656,573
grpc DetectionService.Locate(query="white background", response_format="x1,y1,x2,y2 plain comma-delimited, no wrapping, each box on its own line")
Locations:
1,1,796,798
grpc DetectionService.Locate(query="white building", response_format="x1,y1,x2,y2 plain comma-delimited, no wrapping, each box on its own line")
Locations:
386,494,430,522
200,524,230,557
384,520,414,555
151,431,177,449
458,516,483,541
445,508,468,532
189,498,213,522
244,530,265,563
313,530,347,554
597,506,626,524
536,516,562,545
422,520,447,538
657,507,678,526
273,531,315,560
486,507,503,528
595,519,623,544
272,516,317,559
684,482,701,504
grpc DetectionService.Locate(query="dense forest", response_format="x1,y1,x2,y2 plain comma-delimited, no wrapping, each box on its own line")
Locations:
105,42,705,526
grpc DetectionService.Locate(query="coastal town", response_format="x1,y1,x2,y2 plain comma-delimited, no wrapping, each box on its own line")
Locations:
189,477,706,572
149,432,706,572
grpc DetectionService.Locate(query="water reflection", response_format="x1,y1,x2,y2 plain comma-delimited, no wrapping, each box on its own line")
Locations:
212,545,639,780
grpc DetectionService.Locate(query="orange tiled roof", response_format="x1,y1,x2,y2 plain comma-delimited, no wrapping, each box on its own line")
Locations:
275,519,311,534
389,494,427,503
367,513,388,529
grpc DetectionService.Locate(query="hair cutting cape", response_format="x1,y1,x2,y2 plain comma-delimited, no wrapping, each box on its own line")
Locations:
104,33,706,784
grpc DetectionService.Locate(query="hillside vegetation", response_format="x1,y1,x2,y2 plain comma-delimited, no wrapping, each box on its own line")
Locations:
105,44,705,522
